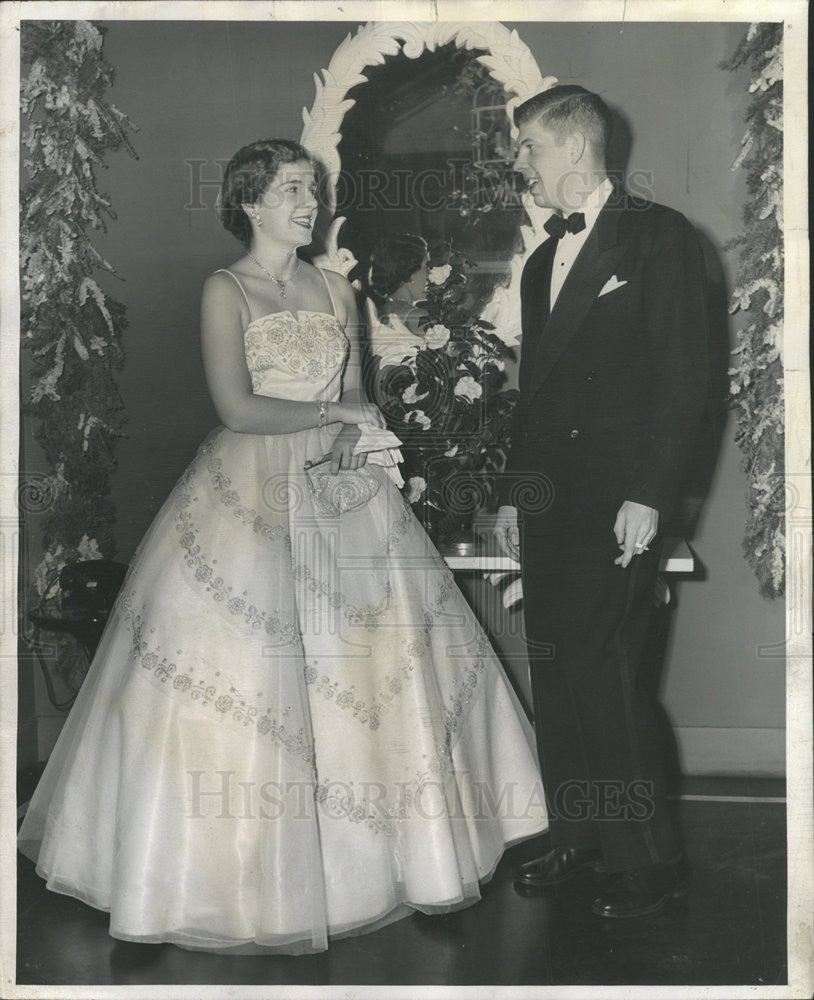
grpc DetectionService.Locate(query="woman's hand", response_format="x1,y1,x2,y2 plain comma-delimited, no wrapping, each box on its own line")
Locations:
329,423,367,473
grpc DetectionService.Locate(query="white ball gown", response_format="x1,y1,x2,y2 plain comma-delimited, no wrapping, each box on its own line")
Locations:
18,269,547,954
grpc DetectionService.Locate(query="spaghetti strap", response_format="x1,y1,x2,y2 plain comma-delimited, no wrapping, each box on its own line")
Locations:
318,267,339,319
214,268,253,320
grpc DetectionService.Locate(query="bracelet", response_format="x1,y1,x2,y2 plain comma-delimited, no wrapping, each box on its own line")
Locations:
316,399,328,428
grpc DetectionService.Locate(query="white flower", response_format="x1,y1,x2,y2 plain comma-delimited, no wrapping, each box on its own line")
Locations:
405,409,432,430
454,376,482,402
424,324,450,349
428,264,452,286
404,476,427,503
402,382,428,405
444,444,459,457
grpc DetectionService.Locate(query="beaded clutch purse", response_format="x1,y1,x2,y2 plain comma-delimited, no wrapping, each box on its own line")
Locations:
303,453,381,516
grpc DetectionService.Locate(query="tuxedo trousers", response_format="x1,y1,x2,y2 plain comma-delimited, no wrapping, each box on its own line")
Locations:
520,528,680,873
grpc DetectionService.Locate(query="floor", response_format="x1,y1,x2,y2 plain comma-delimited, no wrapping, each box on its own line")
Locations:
15,776,787,988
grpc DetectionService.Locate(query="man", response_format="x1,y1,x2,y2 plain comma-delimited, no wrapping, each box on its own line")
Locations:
494,85,709,918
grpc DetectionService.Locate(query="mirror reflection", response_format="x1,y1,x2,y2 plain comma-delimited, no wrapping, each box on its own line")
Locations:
337,44,524,313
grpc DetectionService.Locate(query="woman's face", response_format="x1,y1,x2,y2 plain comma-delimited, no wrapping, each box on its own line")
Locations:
405,257,429,299
249,160,318,248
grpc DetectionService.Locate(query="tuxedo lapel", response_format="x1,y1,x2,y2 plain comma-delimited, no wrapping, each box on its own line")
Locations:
525,196,627,405
518,238,556,396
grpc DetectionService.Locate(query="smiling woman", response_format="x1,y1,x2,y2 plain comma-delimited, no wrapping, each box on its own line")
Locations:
18,132,548,955
201,139,379,440
218,140,317,246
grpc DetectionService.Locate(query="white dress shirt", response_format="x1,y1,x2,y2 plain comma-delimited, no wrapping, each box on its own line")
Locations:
549,177,614,311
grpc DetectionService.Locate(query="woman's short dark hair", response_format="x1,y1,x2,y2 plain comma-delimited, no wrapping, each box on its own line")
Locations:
365,233,428,303
219,139,316,246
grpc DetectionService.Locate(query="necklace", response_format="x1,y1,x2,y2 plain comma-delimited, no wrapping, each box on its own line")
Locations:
246,251,300,299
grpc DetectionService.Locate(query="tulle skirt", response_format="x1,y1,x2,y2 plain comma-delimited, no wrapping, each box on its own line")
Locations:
19,422,547,953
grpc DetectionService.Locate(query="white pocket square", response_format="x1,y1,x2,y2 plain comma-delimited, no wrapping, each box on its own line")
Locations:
598,275,627,297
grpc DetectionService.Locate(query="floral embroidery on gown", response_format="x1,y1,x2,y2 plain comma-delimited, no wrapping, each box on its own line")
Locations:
18,271,547,954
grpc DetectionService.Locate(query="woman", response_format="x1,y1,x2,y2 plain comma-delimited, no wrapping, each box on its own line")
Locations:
18,140,546,955
364,232,429,333
363,233,431,414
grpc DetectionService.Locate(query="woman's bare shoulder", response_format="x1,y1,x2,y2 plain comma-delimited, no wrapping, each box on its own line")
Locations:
317,266,353,299
203,264,246,292
201,266,250,330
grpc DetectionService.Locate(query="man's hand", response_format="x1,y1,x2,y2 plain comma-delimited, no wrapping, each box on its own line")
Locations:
329,424,367,474
613,500,659,567
494,505,520,560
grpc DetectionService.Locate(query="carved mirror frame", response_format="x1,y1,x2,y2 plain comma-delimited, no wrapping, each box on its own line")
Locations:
300,21,557,346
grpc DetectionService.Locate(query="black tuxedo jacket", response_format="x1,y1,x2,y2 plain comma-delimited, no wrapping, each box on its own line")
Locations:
501,188,710,537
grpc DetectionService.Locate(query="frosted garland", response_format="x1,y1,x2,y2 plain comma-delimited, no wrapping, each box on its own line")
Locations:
723,23,784,599
20,20,137,597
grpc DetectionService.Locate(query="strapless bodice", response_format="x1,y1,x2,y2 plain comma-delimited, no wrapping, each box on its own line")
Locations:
243,309,349,403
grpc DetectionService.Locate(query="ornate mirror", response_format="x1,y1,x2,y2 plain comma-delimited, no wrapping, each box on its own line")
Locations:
300,21,557,346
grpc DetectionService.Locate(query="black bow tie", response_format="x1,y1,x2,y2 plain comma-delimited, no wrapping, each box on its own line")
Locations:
544,212,586,239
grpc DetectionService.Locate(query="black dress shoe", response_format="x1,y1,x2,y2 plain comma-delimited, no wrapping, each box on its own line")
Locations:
514,846,604,890
591,860,689,918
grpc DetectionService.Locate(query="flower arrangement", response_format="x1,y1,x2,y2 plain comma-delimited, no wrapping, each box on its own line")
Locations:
369,246,518,540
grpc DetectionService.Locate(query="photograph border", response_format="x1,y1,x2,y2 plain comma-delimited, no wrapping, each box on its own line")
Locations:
1,2,810,998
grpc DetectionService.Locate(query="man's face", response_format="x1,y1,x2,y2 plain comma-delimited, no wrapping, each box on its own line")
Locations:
513,119,578,213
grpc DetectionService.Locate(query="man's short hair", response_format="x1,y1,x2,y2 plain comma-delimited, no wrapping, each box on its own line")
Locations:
514,85,613,160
